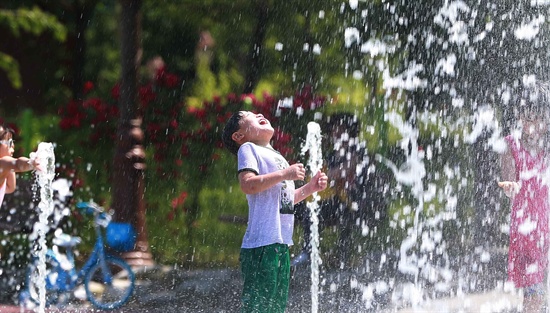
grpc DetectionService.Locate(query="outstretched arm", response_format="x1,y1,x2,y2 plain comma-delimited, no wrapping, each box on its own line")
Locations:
0,156,37,194
294,171,328,204
239,163,306,195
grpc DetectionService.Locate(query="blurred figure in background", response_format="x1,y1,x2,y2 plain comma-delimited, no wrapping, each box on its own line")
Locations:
498,81,550,313
293,113,389,268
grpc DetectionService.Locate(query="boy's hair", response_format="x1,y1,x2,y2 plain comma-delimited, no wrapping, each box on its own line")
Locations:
222,111,244,155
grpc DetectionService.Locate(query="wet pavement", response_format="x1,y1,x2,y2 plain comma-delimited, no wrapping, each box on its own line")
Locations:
0,263,523,313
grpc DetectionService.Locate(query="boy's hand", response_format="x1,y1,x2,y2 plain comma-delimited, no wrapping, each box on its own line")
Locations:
498,181,520,198
286,163,306,181
311,171,328,192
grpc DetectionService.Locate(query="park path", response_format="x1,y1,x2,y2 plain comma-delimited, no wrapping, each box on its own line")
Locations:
0,306,97,312
0,265,524,313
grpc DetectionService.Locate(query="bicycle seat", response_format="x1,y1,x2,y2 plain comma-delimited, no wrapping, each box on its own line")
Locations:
52,233,82,248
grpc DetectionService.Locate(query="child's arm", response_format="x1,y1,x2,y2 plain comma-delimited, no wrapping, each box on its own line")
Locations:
498,144,519,198
239,163,306,195
294,171,329,204
0,156,38,194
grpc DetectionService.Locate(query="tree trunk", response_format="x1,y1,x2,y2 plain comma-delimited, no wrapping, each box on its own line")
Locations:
112,0,154,267
242,0,269,94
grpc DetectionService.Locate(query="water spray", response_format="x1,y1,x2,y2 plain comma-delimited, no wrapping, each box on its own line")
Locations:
301,122,323,313
30,142,56,313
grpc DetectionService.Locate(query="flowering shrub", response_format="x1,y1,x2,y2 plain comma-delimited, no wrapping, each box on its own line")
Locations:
56,64,327,223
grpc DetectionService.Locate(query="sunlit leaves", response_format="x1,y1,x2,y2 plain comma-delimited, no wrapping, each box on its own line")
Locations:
0,52,21,89
0,7,66,41
0,6,66,89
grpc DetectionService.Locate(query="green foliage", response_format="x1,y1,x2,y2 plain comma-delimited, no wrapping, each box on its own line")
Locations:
149,185,247,266
0,6,66,89
0,0,411,268
0,52,20,89
15,109,58,155
85,2,121,88
47,56,333,266
0,6,66,40
141,1,199,77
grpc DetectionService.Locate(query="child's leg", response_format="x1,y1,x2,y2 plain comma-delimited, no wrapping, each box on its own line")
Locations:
240,244,290,313
273,244,290,313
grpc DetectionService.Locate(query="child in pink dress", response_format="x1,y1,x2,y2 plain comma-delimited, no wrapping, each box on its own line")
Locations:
499,82,550,312
0,125,41,208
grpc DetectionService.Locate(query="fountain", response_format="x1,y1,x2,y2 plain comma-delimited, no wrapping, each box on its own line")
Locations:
317,0,550,311
301,122,324,313
28,142,56,312
1,1,548,312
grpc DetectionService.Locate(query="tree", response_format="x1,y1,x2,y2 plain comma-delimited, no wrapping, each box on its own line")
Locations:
112,0,153,267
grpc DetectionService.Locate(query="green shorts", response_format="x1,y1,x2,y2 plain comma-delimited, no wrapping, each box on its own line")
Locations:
240,243,290,313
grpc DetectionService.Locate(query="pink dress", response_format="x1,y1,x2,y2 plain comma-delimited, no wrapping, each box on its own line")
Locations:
505,135,549,288
0,179,5,208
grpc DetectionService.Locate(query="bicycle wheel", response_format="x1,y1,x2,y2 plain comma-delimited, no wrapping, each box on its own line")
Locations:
84,256,135,310
26,255,70,307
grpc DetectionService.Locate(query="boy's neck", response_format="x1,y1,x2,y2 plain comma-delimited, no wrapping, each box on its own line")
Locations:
249,140,271,148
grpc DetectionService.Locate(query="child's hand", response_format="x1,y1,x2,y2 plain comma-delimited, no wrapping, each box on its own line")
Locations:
286,163,306,181
31,158,44,172
498,181,520,198
311,171,328,192
28,152,44,172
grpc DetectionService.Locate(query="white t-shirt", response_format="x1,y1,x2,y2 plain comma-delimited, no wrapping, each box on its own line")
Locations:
237,142,295,248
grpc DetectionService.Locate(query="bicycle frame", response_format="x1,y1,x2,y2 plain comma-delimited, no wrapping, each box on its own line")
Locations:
43,212,113,293
25,201,135,310
77,232,112,286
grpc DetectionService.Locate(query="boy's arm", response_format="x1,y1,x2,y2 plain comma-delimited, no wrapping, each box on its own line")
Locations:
238,163,305,195
294,171,328,204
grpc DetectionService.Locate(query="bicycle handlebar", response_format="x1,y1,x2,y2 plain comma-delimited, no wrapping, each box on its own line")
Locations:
76,202,111,228
76,201,103,215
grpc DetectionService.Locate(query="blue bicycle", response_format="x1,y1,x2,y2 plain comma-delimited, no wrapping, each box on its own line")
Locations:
24,202,136,310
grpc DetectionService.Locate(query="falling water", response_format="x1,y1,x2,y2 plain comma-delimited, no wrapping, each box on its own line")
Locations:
301,122,323,313
30,142,56,313
375,112,431,307
331,0,550,311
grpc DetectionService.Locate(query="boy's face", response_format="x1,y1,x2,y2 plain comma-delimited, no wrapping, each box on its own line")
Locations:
232,111,274,146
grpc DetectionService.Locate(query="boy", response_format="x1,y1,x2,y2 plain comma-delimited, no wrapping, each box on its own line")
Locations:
222,111,328,313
